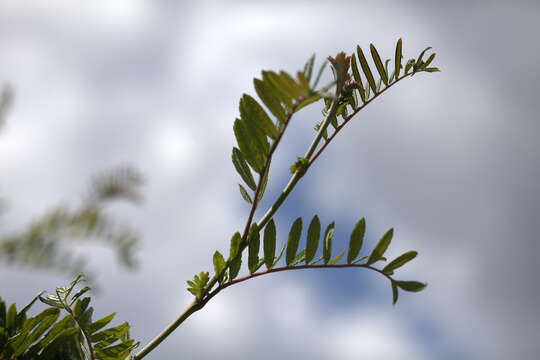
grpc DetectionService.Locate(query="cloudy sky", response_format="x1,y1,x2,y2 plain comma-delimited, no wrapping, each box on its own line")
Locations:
1,1,539,359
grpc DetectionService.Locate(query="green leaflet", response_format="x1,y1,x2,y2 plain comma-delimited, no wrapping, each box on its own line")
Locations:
238,184,252,205
262,71,293,109
323,222,335,264
26,315,73,356
392,283,399,305
370,44,388,86
68,286,90,307
87,313,116,335
264,219,276,269
4,308,57,356
312,59,327,89
422,53,436,69
272,242,286,268
258,160,270,202
305,215,321,264
213,251,226,280
39,327,80,359
303,54,316,83
396,281,427,292
351,255,368,264
289,157,309,174
347,218,365,264
6,303,16,331
38,294,63,309
364,80,371,99
395,38,402,79
248,224,260,274
286,217,303,266
350,53,365,104
296,71,310,91
415,46,432,69
186,272,210,300
424,67,440,72
233,118,265,173
232,147,257,190
279,71,305,99
356,45,377,94
91,322,130,346
254,77,286,122
229,255,242,280
366,228,393,265
382,251,418,275
328,250,345,265
229,232,242,260
290,248,306,266
240,94,278,140
404,59,415,75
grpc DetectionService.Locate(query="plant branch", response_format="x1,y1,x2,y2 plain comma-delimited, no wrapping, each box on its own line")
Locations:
204,262,393,303
135,67,419,360
59,291,95,360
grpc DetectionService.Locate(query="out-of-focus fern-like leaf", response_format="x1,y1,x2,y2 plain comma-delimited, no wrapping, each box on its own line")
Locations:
303,54,316,83
87,167,143,204
0,86,13,130
286,217,302,266
0,167,142,281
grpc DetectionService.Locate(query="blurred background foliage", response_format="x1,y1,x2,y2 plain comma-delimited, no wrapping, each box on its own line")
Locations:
0,86,143,283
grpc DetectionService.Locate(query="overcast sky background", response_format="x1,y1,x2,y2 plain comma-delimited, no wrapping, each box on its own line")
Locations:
1,1,539,359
